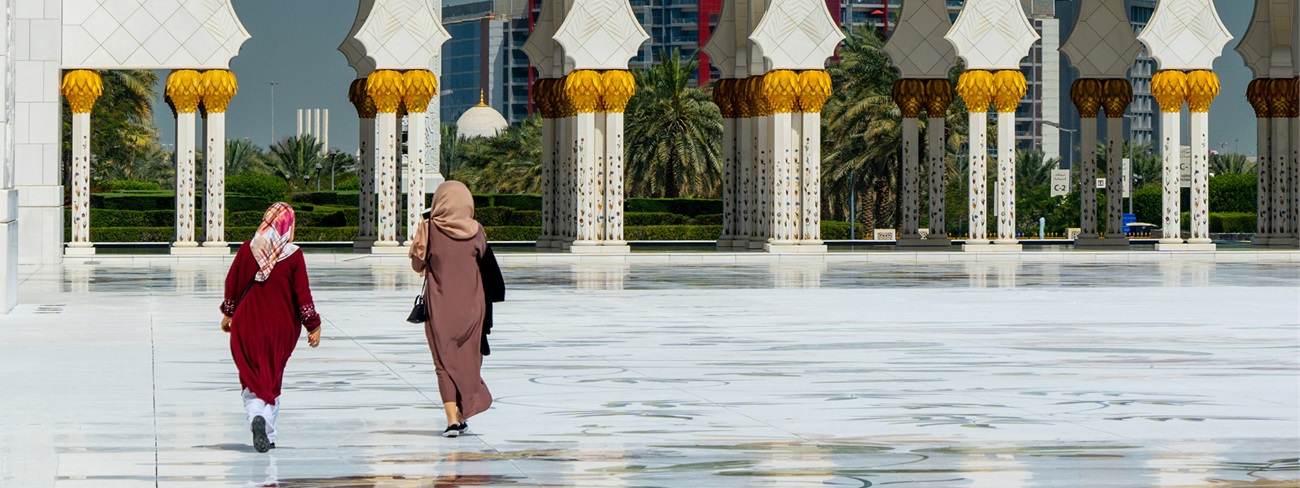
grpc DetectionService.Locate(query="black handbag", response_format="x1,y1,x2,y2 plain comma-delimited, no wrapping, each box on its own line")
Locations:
408,227,431,324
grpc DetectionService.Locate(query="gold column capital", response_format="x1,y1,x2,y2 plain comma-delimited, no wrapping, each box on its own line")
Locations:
61,70,103,114
762,70,800,114
1070,78,1104,118
532,79,552,119
992,70,1027,113
600,70,635,113
199,70,238,114
365,70,406,114
746,76,771,116
1185,70,1219,113
956,70,995,113
924,78,953,116
1151,70,1188,113
712,79,735,118
734,79,753,118
1101,79,1133,119
565,70,603,114
892,78,927,119
1246,78,1272,119
165,69,204,115
796,70,832,114
401,69,438,114
1268,77,1298,118
349,78,377,119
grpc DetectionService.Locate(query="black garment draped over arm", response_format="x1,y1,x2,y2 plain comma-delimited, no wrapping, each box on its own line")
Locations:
478,245,505,356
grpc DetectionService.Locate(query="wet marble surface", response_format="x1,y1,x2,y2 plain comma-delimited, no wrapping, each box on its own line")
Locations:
2,260,1298,487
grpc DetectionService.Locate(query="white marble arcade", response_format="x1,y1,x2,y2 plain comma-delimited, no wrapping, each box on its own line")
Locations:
1,259,1297,486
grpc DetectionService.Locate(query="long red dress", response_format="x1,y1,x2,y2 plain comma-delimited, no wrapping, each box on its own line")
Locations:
221,243,320,405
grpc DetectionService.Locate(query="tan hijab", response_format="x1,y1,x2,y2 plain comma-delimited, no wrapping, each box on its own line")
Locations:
429,180,480,240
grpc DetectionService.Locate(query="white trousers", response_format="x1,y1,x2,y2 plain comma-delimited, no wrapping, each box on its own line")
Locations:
241,388,280,443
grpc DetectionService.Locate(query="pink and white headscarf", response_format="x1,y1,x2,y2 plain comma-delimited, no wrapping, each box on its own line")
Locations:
250,202,299,282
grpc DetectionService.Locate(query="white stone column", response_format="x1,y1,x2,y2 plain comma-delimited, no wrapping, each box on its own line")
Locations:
0,0,14,313
566,71,601,252
1104,118,1127,241
766,73,796,250
900,116,921,240
927,115,947,239
600,72,631,251
1189,110,1212,244
800,110,824,246
375,111,399,247
69,110,93,253
400,70,436,247
1079,117,1099,239
1159,109,1183,245
753,100,771,250
1277,112,1295,244
995,109,1018,246
166,70,203,254
738,92,754,245
593,111,608,243
539,110,556,247
716,79,737,248
1255,116,1272,243
358,117,376,242
968,113,990,245
203,111,227,249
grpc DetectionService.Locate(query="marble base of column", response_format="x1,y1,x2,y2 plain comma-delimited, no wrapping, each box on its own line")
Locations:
353,237,376,252
1074,236,1129,248
963,242,1022,252
370,244,410,255
64,244,96,256
1155,242,1217,252
896,237,950,248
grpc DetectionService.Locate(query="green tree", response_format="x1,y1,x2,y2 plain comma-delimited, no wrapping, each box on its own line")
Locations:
226,139,270,175
269,135,325,192
822,26,900,230
462,115,543,194
1210,152,1254,175
63,69,163,188
625,49,723,198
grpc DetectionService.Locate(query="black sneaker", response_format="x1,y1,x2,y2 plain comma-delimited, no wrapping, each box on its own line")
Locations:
251,416,271,453
442,424,462,438
456,422,469,435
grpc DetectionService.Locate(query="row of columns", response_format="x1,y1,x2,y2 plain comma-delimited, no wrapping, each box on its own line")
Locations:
956,69,1028,251
62,69,238,256
350,69,438,253
892,78,953,247
534,71,634,253
1150,70,1220,251
1248,77,1300,247
714,70,831,253
1071,78,1133,247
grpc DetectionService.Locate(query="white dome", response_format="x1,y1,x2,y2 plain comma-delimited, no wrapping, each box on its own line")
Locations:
456,94,509,139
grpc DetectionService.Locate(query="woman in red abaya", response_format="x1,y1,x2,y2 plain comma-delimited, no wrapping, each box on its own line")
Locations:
220,202,321,453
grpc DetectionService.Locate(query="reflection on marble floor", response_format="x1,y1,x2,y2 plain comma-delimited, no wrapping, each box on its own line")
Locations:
2,261,1298,487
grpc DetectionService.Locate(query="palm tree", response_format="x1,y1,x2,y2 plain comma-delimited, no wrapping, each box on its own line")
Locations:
822,26,900,229
269,135,325,192
1210,152,1254,175
226,139,270,175
463,115,543,194
625,49,723,198
66,69,162,186
440,122,461,175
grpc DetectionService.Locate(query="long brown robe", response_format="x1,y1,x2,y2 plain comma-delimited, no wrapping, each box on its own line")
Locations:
410,220,493,418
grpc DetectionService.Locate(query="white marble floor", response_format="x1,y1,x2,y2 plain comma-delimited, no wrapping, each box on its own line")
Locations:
2,259,1298,487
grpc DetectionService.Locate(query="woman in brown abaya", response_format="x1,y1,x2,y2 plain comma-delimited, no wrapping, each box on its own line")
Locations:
409,181,492,437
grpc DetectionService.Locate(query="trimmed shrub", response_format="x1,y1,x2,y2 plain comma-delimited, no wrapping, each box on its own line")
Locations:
228,195,276,212
625,198,722,217
688,214,723,225
483,226,542,241
228,209,347,227
92,192,173,211
334,172,361,191
290,191,360,207
64,208,174,227
1132,185,1163,224
1211,212,1256,233
626,212,687,226
227,173,289,202
821,221,851,240
1208,174,1256,213
475,207,543,227
489,194,543,211
228,226,358,242
100,180,161,192
624,225,722,240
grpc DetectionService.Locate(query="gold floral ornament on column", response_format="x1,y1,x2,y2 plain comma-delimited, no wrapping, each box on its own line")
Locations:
891,79,927,119
565,70,603,114
1184,71,1220,113
713,79,736,119
956,70,995,113
747,76,771,117
600,71,635,113
166,70,204,114
1150,70,1188,112
1267,77,1298,118
401,70,437,114
762,70,800,114
1246,79,1271,119
1070,78,1104,119
924,79,953,116
992,70,1027,113
61,70,103,113
365,70,406,114
1102,79,1133,118
796,71,832,113
734,80,754,119
200,70,238,113
348,79,377,119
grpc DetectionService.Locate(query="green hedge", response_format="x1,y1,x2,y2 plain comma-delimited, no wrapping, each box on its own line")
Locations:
1211,212,1256,233
688,214,723,226
625,198,722,217
91,193,273,213
228,209,351,227
822,221,851,240
624,225,723,240
488,194,543,211
626,212,688,226
64,208,174,227
290,191,360,207
1208,174,1256,213
227,173,289,202
100,180,161,192
476,207,542,227
227,226,359,242
483,226,542,241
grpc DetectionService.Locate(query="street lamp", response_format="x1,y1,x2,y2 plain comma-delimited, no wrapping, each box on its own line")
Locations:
1041,120,1076,169
315,162,323,191
302,174,310,192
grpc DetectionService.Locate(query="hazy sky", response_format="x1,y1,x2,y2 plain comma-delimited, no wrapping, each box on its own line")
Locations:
150,0,1262,156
